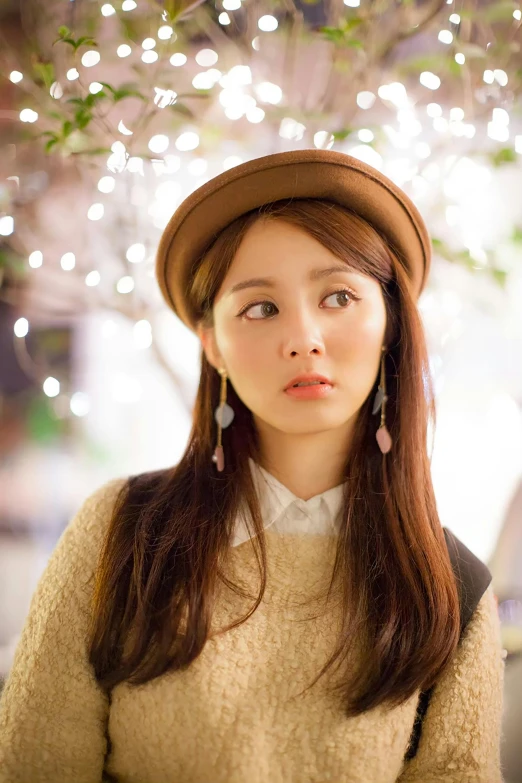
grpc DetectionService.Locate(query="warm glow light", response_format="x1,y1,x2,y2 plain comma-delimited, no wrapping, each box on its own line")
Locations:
67,68,80,80
87,203,104,221
89,82,103,94
70,392,90,417
223,0,241,9
455,53,465,64
142,38,156,50
19,109,38,123
81,50,101,67
117,44,132,57
254,81,282,104
101,3,116,15
449,13,460,23
158,25,174,40
50,82,63,99
170,53,187,66
218,12,231,24
175,131,200,151
0,216,14,235
29,250,43,268
86,271,101,286
357,91,376,109
9,71,23,83
420,71,441,90
438,30,453,44
148,134,169,153
258,14,278,31
43,377,60,398
196,49,218,66
122,0,137,9
142,51,159,63
61,252,76,270
118,119,134,134
358,129,374,142
126,243,146,263
117,276,135,294
14,318,29,338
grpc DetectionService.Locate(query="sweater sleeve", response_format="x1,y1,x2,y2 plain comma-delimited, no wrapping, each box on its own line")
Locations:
397,583,506,783
0,476,128,783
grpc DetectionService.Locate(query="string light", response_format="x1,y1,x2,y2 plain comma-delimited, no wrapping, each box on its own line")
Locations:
28,250,43,267
170,53,187,67
117,276,135,293
158,25,174,40
14,318,29,338
438,30,453,44
218,12,231,25
121,0,137,10
87,203,104,220
0,216,14,235
9,71,23,83
148,134,169,153
70,392,90,417
43,377,60,398
66,68,80,80
258,15,278,32
196,49,218,66
117,44,132,57
420,72,441,90
175,131,199,151
223,0,241,9
101,4,116,15
142,51,158,63
81,50,101,67
142,38,156,50
61,252,76,270
85,271,101,286
98,176,116,193
126,243,146,263
89,82,104,94
19,109,38,123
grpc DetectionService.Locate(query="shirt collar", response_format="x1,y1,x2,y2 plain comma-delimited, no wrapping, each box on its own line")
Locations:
232,457,346,548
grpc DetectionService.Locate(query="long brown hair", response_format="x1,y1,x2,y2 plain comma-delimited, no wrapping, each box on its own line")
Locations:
88,198,461,717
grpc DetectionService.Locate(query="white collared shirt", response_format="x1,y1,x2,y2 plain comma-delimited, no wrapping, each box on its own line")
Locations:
232,457,346,548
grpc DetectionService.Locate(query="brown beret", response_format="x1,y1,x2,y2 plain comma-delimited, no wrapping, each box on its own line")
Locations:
155,149,431,333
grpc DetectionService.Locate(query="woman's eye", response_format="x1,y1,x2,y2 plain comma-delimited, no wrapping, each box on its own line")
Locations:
238,288,357,320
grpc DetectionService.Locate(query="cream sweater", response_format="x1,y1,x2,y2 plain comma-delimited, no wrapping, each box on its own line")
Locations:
0,468,505,783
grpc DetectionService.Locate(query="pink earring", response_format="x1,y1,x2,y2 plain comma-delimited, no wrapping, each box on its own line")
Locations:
212,367,235,471
372,347,393,454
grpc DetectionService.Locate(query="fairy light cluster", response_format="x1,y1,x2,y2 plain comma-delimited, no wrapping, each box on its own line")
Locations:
3,0,522,416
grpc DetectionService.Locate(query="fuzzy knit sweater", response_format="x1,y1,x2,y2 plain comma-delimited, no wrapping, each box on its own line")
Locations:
0,462,506,783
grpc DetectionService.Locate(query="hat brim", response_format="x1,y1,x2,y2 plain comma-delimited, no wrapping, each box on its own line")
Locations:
155,149,431,331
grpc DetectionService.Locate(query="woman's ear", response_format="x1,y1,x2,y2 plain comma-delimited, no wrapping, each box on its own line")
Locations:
196,324,222,371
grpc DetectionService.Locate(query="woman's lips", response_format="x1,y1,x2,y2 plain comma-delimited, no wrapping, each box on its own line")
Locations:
284,382,334,399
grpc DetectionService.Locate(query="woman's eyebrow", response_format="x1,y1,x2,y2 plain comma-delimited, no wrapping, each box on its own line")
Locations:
226,264,354,296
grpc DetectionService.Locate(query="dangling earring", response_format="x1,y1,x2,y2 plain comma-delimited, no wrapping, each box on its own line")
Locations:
372,346,393,454
212,367,235,472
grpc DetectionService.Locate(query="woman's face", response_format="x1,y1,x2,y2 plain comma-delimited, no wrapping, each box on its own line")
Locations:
198,219,387,439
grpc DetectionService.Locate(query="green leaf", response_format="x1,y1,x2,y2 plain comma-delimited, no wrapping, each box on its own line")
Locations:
480,1,518,22
511,226,522,243
73,36,98,50
33,60,56,89
491,268,508,287
332,128,353,141
490,147,517,166
45,138,59,152
58,25,70,37
62,120,74,137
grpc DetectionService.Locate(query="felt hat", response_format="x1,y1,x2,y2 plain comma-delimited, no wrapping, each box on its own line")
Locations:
155,148,431,333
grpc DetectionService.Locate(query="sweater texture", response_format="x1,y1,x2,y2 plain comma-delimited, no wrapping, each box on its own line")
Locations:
0,471,505,783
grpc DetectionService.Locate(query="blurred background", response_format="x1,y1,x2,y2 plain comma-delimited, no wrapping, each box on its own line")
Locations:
0,0,521,778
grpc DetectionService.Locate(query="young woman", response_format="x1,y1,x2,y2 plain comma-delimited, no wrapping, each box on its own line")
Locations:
0,150,505,782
